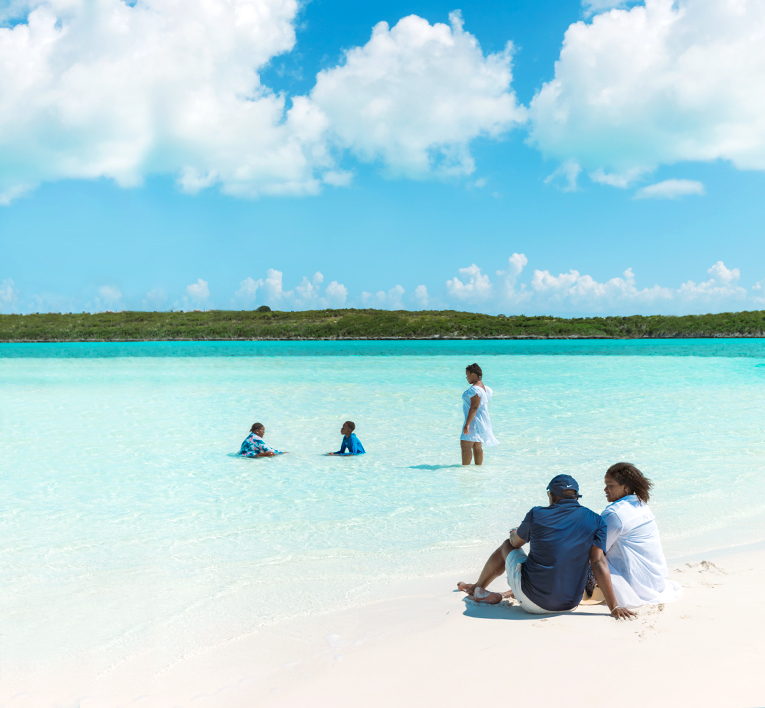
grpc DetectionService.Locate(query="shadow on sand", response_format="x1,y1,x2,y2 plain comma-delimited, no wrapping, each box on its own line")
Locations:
459,595,603,621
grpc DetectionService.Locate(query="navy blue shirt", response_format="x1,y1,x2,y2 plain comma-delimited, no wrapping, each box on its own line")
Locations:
335,433,365,455
517,499,607,612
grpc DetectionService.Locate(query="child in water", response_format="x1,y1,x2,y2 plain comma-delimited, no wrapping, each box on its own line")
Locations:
327,421,365,455
239,423,286,457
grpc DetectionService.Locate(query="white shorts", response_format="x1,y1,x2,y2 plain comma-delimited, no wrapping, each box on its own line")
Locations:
505,547,572,615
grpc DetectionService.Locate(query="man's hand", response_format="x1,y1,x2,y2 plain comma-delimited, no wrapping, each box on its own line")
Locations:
462,424,470,434
610,606,637,620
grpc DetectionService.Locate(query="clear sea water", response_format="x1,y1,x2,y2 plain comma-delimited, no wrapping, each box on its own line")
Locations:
1,340,764,679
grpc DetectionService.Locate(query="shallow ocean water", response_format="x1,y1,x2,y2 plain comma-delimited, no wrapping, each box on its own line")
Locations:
1,340,764,678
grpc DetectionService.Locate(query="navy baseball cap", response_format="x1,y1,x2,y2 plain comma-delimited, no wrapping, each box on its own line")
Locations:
547,474,582,498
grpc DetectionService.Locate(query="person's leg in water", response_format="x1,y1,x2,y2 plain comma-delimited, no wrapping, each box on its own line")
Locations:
457,539,515,604
461,440,484,465
460,440,474,465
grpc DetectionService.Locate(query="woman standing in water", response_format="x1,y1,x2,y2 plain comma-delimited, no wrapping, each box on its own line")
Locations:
460,363,498,465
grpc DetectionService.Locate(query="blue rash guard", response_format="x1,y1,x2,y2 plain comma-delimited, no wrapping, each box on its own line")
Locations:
334,433,365,455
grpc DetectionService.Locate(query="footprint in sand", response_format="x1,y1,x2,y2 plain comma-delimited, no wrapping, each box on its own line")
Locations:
679,560,727,575
634,603,665,641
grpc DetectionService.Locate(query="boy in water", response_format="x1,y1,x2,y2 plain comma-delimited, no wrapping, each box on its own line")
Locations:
327,421,365,455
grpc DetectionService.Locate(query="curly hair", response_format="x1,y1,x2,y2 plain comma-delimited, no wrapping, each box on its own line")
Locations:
607,462,652,504
250,423,264,433
465,362,483,379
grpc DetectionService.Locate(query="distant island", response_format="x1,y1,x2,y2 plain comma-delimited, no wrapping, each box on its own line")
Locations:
2,308,765,342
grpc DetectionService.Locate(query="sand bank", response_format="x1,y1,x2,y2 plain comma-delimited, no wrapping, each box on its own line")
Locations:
4,545,763,708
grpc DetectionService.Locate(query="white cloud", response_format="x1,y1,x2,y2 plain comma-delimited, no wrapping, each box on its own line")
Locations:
752,278,765,304
186,279,210,304
529,0,765,185
446,263,493,302
0,3,527,203
443,256,757,314
1,278,19,312
413,284,429,308
98,285,122,303
309,12,526,177
495,252,530,302
635,179,705,200
529,266,673,309
142,287,168,310
544,161,581,192
678,261,746,303
0,0,339,203
84,283,123,312
324,280,349,308
234,269,348,309
361,285,405,309
590,167,646,189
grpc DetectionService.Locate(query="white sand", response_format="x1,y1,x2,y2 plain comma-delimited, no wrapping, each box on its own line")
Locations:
3,546,764,707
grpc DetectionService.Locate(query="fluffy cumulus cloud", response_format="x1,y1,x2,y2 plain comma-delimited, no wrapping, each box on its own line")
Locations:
413,284,429,309
446,264,493,302
443,254,759,314
310,12,526,177
186,279,210,303
529,0,765,189
361,285,405,309
0,0,336,202
678,261,746,304
0,2,526,202
234,269,348,309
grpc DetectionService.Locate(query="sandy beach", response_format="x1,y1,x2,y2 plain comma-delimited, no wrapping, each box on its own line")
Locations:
4,544,763,708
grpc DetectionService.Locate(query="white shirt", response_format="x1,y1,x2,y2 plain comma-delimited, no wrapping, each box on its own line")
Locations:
602,495,681,608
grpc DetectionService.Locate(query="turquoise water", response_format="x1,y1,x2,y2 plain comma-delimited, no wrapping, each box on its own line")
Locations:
1,340,764,677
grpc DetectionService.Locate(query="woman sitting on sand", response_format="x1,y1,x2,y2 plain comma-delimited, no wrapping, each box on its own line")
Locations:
460,363,499,465
238,423,286,458
600,462,681,608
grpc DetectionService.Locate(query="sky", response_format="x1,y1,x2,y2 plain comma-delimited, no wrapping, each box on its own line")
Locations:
1,0,764,316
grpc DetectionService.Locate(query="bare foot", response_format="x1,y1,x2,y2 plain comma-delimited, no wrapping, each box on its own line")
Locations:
473,587,503,604
501,590,515,599
457,581,476,595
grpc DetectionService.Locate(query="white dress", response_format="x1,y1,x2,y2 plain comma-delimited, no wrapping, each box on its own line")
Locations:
602,495,681,608
460,384,499,447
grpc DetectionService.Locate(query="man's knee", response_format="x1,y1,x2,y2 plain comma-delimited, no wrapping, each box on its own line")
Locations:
499,538,514,561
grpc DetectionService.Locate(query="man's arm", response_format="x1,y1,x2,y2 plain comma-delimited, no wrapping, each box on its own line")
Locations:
590,546,636,620
509,527,527,549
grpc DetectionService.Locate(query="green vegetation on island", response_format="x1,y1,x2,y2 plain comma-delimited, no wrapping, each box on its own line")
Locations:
1,308,765,342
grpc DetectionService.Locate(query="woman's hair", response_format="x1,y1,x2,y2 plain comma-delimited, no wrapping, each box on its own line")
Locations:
344,421,356,432
250,423,264,433
607,462,652,503
465,363,483,379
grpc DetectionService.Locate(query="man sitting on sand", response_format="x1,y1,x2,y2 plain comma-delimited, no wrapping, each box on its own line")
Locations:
458,475,635,620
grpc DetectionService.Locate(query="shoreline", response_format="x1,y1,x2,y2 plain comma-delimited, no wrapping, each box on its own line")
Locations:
3,539,764,707
2,333,765,343
4,548,762,707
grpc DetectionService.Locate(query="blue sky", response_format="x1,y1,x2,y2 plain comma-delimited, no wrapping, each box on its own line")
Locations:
1,0,764,316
